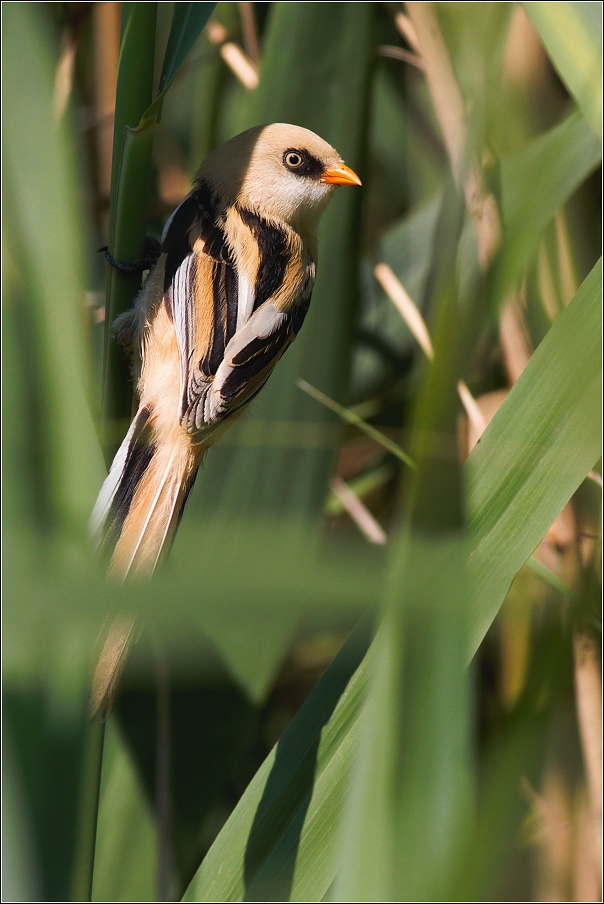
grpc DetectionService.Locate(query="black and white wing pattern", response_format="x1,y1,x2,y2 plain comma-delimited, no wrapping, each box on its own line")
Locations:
161,182,315,438
184,294,312,432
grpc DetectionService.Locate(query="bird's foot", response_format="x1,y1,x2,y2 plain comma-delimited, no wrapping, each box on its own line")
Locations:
99,236,161,274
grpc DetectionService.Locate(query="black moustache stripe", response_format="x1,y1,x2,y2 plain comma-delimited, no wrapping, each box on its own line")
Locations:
236,206,289,312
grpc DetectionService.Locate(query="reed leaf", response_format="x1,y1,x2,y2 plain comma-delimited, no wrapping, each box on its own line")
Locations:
523,1,602,140
183,259,601,902
102,2,215,452
180,1,376,700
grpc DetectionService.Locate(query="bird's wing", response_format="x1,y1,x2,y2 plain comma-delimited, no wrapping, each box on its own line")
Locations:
161,182,240,426
162,190,314,435
182,295,311,433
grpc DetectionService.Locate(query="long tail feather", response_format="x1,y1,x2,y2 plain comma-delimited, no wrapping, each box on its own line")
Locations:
89,615,137,720
89,406,151,552
89,405,203,719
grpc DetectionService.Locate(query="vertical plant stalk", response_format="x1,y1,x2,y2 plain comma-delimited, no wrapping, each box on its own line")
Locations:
335,176,479,899
70,721,106,902
573,789,602,901
82,6,158,898
53,16,79,122
405,1,501,267
101,3,158,459
238,2,260,64
92,0,217,872
405,2,466,181
573,631,603,882
100,2,217,456
374,262,486,434
93,1,121,240
155,644,174,902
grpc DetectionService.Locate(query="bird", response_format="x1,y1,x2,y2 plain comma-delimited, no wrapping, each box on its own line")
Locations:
89,123,361,718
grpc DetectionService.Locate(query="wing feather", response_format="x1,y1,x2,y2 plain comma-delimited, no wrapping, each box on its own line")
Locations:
170,253,198,419
162,194,315,438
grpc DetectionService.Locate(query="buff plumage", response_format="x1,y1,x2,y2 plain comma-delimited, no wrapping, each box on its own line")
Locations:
89,123,360,717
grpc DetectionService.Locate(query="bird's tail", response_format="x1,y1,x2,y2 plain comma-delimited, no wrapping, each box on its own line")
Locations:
91,405,202,580
89,405,203,718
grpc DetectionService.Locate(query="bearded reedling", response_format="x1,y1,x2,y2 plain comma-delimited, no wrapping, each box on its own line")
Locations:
89,123,361,717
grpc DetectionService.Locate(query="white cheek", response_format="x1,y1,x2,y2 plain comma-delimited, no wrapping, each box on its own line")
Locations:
283,176,333,219
247,166,334,225
306,180,332,205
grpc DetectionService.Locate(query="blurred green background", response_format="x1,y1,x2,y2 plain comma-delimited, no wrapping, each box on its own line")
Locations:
2,3,601,902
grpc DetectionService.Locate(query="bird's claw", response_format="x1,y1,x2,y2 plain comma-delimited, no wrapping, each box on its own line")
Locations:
98,236,161,274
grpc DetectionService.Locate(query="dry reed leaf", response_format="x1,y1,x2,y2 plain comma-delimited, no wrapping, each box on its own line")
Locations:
330,476,387,546
378,45,424,70
206,18,259,90
93,1,120,217
464,389,509,456
503,4,548,88
375,263,486,434
405,2,502,266
525,767,573,903
538,241,563,321
238,2,260,65
555,210,579,305
572,788,602,902
573,632,603,873
391,8,420,54
499,289,532,385
220,43,259,90
54,36,77,123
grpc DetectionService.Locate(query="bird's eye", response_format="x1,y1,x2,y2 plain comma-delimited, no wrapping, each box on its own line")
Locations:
282,148,323,178
284,151,303,169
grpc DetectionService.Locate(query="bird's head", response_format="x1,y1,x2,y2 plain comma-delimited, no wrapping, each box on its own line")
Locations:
197,123,361,232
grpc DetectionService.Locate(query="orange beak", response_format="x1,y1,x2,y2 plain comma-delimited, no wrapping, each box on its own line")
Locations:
321,161,362,187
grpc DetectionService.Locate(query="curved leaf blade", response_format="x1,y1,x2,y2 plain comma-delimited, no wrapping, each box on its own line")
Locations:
3,1,105,533
495,110,601,301
181,622,372,902
181,260,602,902
523,1,603,140
157,3,217,96
467,257,602,653
179,0,376,701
